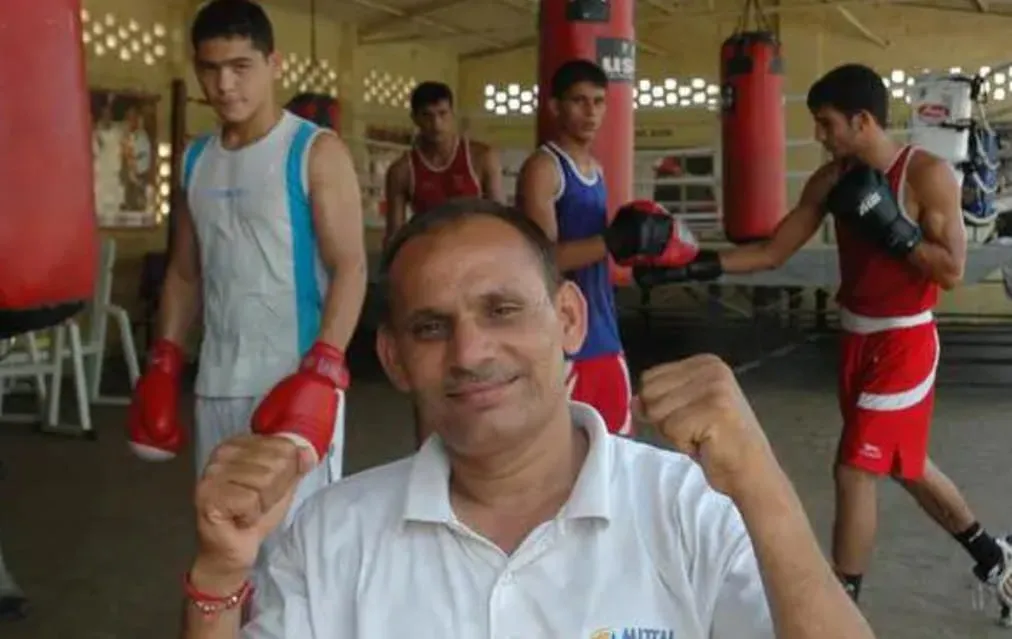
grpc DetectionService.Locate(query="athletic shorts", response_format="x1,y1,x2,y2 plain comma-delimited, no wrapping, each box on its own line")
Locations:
836,309,939,480
193,392,346,587
566,352,633,436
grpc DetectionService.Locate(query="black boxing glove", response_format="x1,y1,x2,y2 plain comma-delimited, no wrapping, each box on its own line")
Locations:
604,200,675,262
826,163,922,258
633,250,724,288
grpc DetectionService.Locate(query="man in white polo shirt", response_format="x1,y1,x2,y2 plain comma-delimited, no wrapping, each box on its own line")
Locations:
182,199,875,639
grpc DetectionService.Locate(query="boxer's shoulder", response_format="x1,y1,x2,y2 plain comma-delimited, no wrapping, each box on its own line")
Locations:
305,132,356,190
466,139,498,170
815,159,847,185
801,160,845,208
387,153,412,181
905,147,954,190
307,128,348,158
466,138,492,156
518,147,559,181
901,150,959,220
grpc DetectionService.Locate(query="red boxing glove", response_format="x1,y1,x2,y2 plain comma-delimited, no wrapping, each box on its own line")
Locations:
128,338,185,461
617,211,700,269
605,200,676,263
251,341,350,462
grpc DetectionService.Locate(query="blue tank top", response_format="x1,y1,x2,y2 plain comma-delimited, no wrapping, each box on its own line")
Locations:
543,142,622,360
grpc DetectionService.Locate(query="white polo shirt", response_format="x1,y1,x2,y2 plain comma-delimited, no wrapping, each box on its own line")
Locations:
242,403,774,639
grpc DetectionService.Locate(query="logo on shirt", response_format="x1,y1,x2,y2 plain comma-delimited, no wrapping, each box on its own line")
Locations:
202,187,250,200
590,628,676,639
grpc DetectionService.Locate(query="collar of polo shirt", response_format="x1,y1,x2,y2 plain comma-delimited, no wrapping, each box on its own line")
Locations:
400,401,614,525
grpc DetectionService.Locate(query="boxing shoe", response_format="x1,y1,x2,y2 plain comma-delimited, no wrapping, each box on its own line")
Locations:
127,338,186,461
251,341,350,462
0,594,26,622
968,534,1012,627
0,541,26,621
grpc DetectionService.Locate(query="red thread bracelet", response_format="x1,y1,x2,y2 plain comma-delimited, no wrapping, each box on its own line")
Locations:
183,571,253,618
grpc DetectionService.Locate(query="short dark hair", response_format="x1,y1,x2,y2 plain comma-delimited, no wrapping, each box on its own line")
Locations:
550,59,608,99
807,63,888,128
410,82,454,114
379,198,562,322
191,0,275,55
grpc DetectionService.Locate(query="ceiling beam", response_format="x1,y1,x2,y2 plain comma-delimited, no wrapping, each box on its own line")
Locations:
834,6,890,47
470,0,671,59
640,0,677,15
358,0,469,37
639,0,918,28
461,36,536,60
467,0,876,60
364,28,520,45
899,1,1012,14
335,0,513,48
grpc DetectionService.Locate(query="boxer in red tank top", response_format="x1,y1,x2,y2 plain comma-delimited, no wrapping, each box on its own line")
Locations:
407,136,481,214
655,63,1012,620
384,83,505,447
384,82,504,246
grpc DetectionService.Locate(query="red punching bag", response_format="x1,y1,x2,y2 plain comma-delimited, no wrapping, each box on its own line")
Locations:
720,30,787,244
0,0,98,338
537,0,635,285
285,92,341,131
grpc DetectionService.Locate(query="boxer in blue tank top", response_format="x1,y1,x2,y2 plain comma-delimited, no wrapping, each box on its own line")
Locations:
515,60,632,435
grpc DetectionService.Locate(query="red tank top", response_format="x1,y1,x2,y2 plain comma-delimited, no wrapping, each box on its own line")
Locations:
408,137,482,215
834,145,938,317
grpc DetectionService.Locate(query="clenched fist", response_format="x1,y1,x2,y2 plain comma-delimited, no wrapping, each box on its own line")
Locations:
636,354,775,497
190,436,316,588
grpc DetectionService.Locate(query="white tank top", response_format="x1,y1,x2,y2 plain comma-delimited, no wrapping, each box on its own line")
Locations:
182,111,328,398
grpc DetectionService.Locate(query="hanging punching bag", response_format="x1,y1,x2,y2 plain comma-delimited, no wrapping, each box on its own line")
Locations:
285,92,340,131
0,0,98,339
537,0,635,285
720,31,787,244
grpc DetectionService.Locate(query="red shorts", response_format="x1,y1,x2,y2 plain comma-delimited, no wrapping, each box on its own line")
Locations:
837,318,939,480
567,353,633,435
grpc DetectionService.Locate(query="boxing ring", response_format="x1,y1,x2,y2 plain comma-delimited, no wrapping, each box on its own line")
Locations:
346,94,1012,385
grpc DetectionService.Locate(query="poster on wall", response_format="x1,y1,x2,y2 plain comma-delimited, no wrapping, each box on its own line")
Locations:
90,89,159,228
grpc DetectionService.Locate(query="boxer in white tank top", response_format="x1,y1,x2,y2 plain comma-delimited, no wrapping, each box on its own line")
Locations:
183,110,347,482
183,110,328,401
128,0,368,581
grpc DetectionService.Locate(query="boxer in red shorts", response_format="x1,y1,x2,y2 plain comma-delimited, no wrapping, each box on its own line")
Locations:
514,60,633,435
515,61,695,435
645,63,1012,621
516,60,691,436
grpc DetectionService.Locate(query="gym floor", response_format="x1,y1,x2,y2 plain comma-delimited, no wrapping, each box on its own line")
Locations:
3,308,1012,639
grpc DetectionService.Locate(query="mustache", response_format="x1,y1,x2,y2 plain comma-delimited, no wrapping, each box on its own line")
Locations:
443,364,518,394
